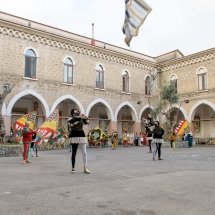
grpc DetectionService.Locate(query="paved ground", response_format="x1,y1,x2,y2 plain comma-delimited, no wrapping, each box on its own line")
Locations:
0,146,215,215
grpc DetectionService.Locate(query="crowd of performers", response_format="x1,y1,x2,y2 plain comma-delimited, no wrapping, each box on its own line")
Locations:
21,109,193,170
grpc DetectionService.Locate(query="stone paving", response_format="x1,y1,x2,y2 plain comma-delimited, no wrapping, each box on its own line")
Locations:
0,146,215,215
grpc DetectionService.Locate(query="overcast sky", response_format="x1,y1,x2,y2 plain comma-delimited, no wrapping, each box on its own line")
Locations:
1,0,215,57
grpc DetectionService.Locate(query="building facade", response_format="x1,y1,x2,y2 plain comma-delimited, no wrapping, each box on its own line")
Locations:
0,12,215,143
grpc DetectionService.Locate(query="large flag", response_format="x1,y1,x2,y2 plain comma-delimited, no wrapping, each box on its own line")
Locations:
148,68,158,95
122,0,152,46
12,111,38,142
88,126,107,142
51,125,67,143
174,120,189,136
34,107,59,146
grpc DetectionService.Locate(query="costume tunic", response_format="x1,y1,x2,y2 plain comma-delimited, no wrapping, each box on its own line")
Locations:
152,126,164,143
68,117,89,144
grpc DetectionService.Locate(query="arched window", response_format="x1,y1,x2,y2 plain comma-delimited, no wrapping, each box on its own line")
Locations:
63,58,73,84
145,76,150,95
24,49,36,78
122,71,130,93
197,68,207,91
170,75,178,94
96,65,104,89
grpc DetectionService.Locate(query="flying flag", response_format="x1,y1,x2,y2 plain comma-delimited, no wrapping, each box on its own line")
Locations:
122,0,152,46
148,68,158,95
174,120,189,136
34,107,59,146
88,126,107,142
12,111,38,142
51,125,67,143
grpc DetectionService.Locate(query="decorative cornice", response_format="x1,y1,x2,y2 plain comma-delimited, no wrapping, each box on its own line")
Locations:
161,52,215,72
0,26,155,71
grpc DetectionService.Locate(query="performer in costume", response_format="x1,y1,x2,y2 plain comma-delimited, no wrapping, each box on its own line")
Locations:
22,121,36,164
145,114,154,153
170,129,176,150
122,130,129,147
30,132,36,157
152,121,164,161
68,109,90,174
109,130,118,150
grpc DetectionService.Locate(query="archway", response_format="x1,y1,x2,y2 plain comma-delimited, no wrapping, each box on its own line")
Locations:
189,101,215,140
139,106,153,132
51,95,84,131
86,99,113,133
115,103,138,138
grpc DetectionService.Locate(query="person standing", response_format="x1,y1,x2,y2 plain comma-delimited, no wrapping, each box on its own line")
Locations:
170,129,176,150
184,131,193,148
109,130,118,150
68,109,90,174
22,121,36,164
30,132,36,157
145,114,154,153
122,130,129,147
152,121,164,161
134,132,139,146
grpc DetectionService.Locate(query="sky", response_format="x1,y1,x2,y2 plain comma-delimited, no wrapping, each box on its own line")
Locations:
1,0,215,57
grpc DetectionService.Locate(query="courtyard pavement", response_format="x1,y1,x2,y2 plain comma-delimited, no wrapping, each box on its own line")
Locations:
0,145,215,215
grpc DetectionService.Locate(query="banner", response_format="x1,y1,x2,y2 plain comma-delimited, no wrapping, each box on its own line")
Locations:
88,126,107,142
12,111,38,142
51,125,67,143
122,0,152,46
34,107,59,146
174,120,189,136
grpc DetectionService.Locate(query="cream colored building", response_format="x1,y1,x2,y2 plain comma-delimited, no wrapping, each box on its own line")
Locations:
0,12,215,143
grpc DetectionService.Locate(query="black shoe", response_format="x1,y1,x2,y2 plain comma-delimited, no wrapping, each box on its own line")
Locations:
158,158,163,160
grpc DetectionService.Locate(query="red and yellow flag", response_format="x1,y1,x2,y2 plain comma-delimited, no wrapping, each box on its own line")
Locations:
175,120,189,136
34,107,59,146
12,111,38,142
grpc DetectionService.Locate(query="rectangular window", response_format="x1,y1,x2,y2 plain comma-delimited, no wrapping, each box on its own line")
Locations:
25,56,36,78
64,65,73,84
198,74,207,90
170,80,177,94
96,71,104,89
123,77,129,92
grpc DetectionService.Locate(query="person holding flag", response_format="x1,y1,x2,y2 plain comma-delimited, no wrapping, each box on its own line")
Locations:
22,121,37,164
68,109,90,174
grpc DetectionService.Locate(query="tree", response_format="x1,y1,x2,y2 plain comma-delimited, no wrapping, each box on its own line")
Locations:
151,81,179,140
0,84,14,143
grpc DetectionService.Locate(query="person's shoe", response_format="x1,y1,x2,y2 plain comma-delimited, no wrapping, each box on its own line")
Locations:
148,150,152,153
36,154,38,157
71,168,75,173
158,158,163,160
152,158,155,161
84,167,90,174
26,160,32,163
22,160,26,164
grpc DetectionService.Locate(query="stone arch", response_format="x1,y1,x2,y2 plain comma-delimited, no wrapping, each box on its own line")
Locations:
168,73,178,81
2,102,6,115
115,101,139,122
188,100,215,122
6,90,49,117
95,63,106,71
139,104,154,120
63,55,76,65
85,98,114,121
50,95,84,114
23,47,39,57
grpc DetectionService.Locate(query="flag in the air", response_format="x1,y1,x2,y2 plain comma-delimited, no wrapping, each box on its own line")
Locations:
88,126,107,141
34,107,59,146
148,68,158,95
51,125,67,143
174,120,189,136
12,111,38,142
122,0,152,46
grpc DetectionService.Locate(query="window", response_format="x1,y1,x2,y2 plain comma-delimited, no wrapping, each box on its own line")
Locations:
122,71,129,93
197,68,207,91
170,75,178,94
63,58,73,84
24,49,36,78
96,65,104,89
145,76,150,95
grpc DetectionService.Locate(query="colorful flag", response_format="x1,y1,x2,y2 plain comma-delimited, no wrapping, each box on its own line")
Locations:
51,125,67,144
122,0,152,46
174,120,189,136
12,111,38,142
88,126,107,141
34,107,59,146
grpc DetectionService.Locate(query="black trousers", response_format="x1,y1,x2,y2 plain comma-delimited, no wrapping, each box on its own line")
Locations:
71,144,79,168
148,140,152,151
170,140,173,148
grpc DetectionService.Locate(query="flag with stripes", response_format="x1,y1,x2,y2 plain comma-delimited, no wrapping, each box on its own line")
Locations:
174,120,189,136
122,0,152,46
